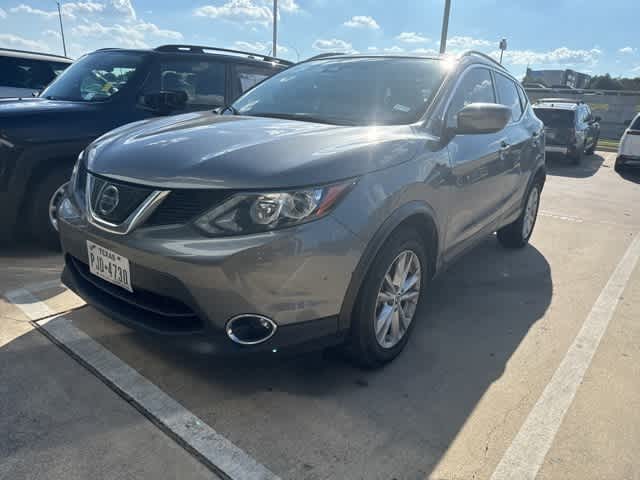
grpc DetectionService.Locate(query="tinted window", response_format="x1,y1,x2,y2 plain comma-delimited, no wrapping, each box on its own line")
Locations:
41,51,147,102
159,59,226,107
0,56,70,90
446,67,495,127
631,116,640,130
516,84,528,112
495,73,523,122
232,57,446,126
534,108,575,127
232,64,277,94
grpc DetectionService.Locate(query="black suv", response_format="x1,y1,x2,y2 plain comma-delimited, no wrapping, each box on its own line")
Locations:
532,98,600,164
0,44,291,246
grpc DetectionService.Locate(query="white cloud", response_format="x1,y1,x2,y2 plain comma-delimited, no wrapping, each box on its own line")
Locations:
10,2,106,20
0,7,7,19
233,40,288,54
277,0,300,13
632,66,640,72
312,38,353,52
396,32,429,44
619,46,636,54
499,47,602,66
367,46,378,51
343,15,379,30
383,46,404,53
413,47,439,56
72,20,182,50
194,0,272,26
43,29,61,39
111,0,136,20
447,36,494,49
0,33,48,51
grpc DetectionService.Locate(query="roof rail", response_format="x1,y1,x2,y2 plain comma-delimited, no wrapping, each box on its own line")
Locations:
153,45,294,65
0,47,72,60
535,98,584,104
460,50,507,71
305,52,346,61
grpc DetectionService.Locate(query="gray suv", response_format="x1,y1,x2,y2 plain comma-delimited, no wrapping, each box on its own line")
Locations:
58,52,545,367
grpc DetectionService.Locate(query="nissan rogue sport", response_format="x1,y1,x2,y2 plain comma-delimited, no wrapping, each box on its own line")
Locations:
58,52,546,367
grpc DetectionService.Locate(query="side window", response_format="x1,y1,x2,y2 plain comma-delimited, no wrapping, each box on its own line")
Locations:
495,73,523,122
232,64,275,96
0,56,59,90
158,59,226,108
516,84,529,113
446,68,495,127
584,105,592,122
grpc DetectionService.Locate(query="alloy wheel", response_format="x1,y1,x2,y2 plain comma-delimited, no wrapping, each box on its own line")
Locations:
522,186,539,240
374,250,421,349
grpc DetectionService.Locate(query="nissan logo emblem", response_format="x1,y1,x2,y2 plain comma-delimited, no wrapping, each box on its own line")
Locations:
97,185,120,216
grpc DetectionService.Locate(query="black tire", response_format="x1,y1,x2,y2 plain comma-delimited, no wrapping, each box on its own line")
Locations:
585,135,599,155
568,145,583,165
28,168,72,249
614,158,625,173
497,179,542,249
346,227,430,369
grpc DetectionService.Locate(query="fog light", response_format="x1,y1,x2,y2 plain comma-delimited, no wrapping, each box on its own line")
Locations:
59,197,80,221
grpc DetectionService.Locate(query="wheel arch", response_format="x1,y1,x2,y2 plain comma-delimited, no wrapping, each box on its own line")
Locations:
338,201,440,332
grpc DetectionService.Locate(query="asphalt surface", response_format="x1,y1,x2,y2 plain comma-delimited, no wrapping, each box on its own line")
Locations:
1,151,638,480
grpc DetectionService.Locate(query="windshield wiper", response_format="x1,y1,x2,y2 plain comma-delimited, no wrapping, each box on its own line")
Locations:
245,112,357,126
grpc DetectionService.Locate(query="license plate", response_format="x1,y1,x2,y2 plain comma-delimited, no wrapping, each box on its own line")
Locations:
87,240,132,292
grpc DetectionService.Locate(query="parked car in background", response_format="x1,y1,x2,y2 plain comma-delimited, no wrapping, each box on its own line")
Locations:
0,48,72,98
58,51,545,367
616,113,640,172
0,44,292,246
533,98,600,164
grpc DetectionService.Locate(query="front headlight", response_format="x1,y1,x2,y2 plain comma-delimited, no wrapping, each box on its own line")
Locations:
194,180,356,236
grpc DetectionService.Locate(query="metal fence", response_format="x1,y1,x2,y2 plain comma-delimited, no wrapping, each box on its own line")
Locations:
525,88,640,140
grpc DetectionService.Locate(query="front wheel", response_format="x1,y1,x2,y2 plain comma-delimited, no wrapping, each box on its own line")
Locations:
497,180,541,249
585,135,599,155
28,169,72,249
346,228,429,368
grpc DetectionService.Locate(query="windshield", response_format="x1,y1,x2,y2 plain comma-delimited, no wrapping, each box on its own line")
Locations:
231,57,446,126
40,51,148,102
534,108,575,127
0,56,70,90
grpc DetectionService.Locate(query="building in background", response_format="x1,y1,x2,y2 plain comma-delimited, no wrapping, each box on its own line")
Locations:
524,68,591,88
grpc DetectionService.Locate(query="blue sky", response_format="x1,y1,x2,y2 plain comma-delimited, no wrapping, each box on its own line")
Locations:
0,0,639,79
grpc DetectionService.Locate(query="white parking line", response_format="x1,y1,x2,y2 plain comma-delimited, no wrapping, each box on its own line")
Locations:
4,287,280,480
490,233,640,480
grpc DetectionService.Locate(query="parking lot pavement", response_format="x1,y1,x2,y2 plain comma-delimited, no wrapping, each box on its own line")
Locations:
1,151,639,480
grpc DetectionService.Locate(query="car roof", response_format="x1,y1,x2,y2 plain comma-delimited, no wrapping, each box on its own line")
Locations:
0,48,73,63
299,50,518,80
89,44,293,68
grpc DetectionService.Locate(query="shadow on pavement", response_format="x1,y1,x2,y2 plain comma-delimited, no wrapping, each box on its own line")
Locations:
546,153,604,178
66,236,552,480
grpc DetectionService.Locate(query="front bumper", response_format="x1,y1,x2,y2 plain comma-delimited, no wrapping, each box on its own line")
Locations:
58,207,364,354
617,155,640,167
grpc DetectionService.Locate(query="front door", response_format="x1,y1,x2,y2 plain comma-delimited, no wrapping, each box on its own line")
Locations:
444,67,511,255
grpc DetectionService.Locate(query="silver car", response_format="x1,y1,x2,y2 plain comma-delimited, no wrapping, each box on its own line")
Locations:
58,52,545,367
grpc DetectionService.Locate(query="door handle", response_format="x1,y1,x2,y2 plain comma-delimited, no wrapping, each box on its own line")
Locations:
500,141,510,150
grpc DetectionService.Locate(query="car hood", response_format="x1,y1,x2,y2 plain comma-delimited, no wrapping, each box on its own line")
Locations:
87,111,426,190
0,97,94,116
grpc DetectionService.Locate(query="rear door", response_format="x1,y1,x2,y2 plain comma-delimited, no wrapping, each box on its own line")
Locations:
621,115,640,158
535,107,575,146
444,66,510,254
494,72,527,211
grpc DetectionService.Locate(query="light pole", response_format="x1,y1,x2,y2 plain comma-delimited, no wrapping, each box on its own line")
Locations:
439,0,451,54
499,38,507,64
56,1,67,56
272,0,278,57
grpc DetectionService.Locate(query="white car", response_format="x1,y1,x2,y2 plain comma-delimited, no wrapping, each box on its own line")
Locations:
0,48,72,98
616,114,640,172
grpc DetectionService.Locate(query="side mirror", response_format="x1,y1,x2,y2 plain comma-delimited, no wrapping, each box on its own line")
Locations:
593,115,601,123
141,90,188,114
455,103,512,135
